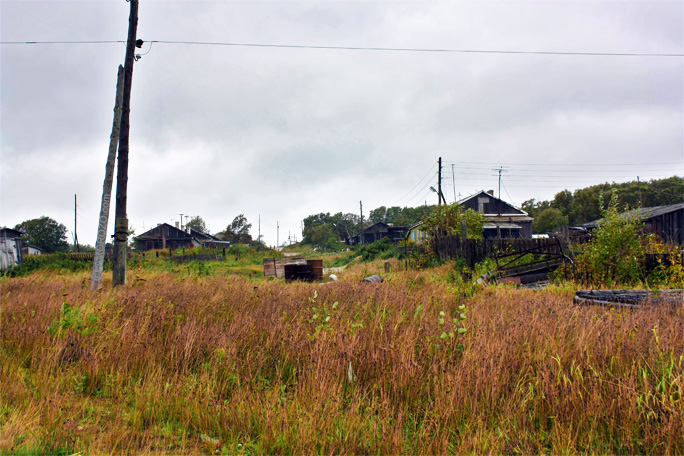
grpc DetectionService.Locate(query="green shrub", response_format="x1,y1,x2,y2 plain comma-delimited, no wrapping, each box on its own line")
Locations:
574,192,644,286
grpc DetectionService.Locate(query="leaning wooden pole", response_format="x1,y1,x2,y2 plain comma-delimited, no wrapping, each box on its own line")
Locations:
92,65,124,290
113,0,139,286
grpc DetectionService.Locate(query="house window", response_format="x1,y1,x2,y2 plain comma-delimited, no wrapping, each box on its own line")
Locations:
477,197,489,213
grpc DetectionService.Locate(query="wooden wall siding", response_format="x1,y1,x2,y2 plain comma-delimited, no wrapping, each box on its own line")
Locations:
432,235,565,267
263,257,306,278
650,208,684,245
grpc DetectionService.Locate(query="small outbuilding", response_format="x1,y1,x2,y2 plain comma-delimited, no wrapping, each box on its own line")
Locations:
0,227,23,269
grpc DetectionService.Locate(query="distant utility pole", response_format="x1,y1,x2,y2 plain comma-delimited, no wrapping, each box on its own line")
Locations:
258,215,261,245
92,65,124,290
637,176,642,206
359,201,364,245
492,166,508,216
452,164,456,203
179,213,184,230
438,157,443,206
113,0,140,287
277,221,279,247
74,194,79,252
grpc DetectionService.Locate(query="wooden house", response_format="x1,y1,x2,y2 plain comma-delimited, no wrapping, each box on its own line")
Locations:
135,223,197,251
347,222,409,246
458,191,534,239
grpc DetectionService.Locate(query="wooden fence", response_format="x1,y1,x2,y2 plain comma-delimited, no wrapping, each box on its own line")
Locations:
432,236,566,267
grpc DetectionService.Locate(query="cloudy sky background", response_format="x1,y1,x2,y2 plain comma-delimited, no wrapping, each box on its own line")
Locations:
1,0,682,247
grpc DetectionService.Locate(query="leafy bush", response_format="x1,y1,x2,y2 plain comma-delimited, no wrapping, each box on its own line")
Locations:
358,237,404,262
573,192,645,286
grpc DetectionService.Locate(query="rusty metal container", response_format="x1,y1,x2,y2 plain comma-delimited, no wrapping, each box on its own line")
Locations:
307,259,324,280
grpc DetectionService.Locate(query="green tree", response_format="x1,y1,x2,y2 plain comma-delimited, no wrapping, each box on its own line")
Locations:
552,190,573,217
533,208,569,233
302,213,332,244
330,212,358,241
309,224,340,251
223,214,252,244
14,216,69,253
186,216,208,234
581,192,644,285
422,203,486,239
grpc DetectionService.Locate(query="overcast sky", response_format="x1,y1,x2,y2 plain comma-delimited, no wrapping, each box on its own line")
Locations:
1,0,682,247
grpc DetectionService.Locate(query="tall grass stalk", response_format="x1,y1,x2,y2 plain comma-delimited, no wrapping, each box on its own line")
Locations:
1,269,682,454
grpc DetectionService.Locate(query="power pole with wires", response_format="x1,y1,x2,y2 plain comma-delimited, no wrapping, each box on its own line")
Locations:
452,164,456,203
74,194,79,252
438,157,442,206
359,201,364,245
113,0,141,286
492,166,508,216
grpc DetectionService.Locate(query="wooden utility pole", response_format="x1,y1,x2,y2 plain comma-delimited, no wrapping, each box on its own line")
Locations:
74,194,79,252
452,164,456,203
359,201,363,245
92,65,124,290
438,157,442,206
113,0,139,286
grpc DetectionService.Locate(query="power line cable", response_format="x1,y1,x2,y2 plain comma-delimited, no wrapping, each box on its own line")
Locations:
1,39,682,57
391,163,437,206
442,160,683,167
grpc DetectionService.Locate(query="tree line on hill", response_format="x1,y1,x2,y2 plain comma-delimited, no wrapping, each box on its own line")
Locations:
300,176,683,249
522,176,683,233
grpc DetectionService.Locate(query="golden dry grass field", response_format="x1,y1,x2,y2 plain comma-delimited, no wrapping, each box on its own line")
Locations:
1,262,682,455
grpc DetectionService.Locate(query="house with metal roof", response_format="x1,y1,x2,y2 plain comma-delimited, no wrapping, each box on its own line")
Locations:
458,191,534,239
583,202,684,245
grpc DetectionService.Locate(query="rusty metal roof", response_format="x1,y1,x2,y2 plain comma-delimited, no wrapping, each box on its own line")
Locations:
584,202,684,228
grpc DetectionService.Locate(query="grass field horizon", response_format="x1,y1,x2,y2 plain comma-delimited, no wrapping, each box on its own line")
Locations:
1,262,682,454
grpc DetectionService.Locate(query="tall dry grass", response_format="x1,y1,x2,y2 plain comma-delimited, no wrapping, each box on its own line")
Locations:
1,267,682,454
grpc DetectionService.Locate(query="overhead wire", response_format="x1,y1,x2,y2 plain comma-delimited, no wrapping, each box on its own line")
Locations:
391,163,437,207
1,39,682,57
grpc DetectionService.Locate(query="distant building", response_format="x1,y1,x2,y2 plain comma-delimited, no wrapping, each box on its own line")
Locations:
583,202,684,245
21,245,43,256
404,191,534,244
0,227,23,270
347,222,409,246
406,222,429,244
458,191,534,239
188,228,231,249
135,223,197,251
135,223,230,252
